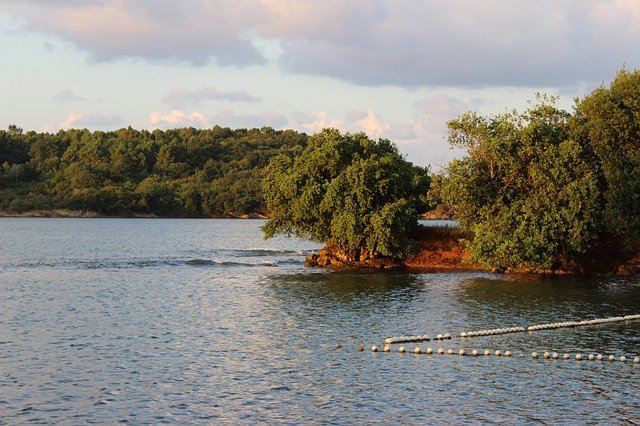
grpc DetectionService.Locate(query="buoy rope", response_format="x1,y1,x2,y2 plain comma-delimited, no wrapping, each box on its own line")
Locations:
384,313,640,345
370,345,640,363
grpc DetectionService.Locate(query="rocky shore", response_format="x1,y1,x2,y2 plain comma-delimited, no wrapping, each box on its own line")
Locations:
305,227,483,272
305,226,640,276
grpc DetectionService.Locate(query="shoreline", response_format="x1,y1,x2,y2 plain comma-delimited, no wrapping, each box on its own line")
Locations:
0,209,269,219
305,227,640,277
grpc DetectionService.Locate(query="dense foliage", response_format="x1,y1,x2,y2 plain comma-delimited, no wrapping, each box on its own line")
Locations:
0,126,307,216
576,68,640,242
432,68,640,271
262,129,430,260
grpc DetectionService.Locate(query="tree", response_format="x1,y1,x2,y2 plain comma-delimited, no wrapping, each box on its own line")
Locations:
262,129,430,260
575,68,640,242
433,97,604,271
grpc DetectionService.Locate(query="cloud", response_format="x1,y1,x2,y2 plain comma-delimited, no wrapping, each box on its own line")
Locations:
163,87,260,108
212,109,288,129
2,1,639,88
288,93,475,168
148,108,288,130
290,110,343,133
52,89,87,103
250,0,639,88
149,110,209,129
2,0,268,66
57,111,125,129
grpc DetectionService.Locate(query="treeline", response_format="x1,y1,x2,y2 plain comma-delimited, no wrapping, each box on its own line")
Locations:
0,125,307,216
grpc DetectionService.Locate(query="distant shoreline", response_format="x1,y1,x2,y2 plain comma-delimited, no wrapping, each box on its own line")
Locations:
0,209,269,219
0,209,449,221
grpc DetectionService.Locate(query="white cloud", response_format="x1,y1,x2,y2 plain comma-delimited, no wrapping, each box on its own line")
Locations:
149,110,209,129
163,87,260,108
354,110,390,139
290,110,343,133
56,111,125,129
148,108,288,130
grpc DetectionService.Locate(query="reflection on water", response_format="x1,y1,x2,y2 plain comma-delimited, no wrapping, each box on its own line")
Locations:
1,218,640,423
458,275,640,325
262,271,425,307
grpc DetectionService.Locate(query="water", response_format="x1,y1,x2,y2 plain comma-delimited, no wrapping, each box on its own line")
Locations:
1,218,639,424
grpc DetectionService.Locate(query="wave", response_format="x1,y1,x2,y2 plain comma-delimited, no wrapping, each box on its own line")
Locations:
16,256,305,270
226,248,309,257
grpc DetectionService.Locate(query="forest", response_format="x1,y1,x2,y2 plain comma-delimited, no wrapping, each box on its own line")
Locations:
0,125,307,217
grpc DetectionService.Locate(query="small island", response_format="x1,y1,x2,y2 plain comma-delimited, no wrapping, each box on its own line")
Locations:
263,68,640,276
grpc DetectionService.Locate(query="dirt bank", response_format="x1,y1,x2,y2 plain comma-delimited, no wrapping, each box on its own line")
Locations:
305,226,640,276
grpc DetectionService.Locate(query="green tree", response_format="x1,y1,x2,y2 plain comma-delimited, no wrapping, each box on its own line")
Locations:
434,97,604,271
262,129,430,260
575,68,640,242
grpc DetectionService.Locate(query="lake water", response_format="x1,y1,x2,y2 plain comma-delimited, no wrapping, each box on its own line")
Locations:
1,218,639,424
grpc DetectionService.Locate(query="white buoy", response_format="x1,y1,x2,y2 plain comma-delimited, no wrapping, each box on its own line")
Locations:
552,352,558,359
444,334,451,339
563,353,570,360
384,338,392,345
484,349,490,356
472,349,478,356
608,355,615,361
495,350,501,356
371,345,378,352
596,354,603,361
504,351,511,357
399,346,406,353
438,348,445,355
588,354,594,361
543,352,549,359
383,345,391,352
531,352,538,359
576,354,582,361
447,349,454,355
460,332,467,338
620,356,626,362
459,349,466,356
436,334,443,340
634,357,639,364
426,347,433,354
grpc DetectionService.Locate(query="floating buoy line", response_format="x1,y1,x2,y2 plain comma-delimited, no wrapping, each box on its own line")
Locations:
383,314,640,345
369,344,640,364
371,313,640,365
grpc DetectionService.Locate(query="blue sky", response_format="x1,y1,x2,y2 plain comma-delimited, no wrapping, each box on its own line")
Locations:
1,0,639,168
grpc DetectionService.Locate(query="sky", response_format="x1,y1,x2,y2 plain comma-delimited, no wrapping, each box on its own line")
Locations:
1,1,639,169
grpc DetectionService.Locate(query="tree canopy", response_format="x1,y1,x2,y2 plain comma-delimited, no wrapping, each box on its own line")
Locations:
575,68,640,242
432,68,640,272
262,129,430,260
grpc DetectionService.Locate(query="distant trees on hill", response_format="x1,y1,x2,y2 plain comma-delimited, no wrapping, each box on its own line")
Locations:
0,125,307,216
